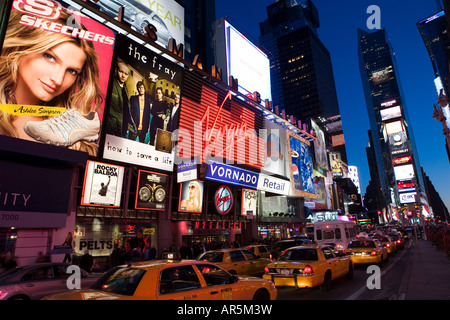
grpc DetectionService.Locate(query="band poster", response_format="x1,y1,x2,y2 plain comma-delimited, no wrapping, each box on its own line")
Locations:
102,34,183,172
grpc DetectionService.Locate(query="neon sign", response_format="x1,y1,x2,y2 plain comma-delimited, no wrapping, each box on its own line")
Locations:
214,186,233,215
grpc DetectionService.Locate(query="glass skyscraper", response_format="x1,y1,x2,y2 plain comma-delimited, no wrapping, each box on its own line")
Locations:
358,28,427,221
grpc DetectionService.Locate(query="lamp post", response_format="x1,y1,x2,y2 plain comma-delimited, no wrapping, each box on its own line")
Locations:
433,89,450,154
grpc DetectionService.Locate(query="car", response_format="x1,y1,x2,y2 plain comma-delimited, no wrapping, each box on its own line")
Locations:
0,263,100,300
42,260,277,300
262,245,353,291
197,248,271,277
241,245,271,259
270,238,310,260
96,0,173,46
388,233,405,250
373,235,397,254
346,238,389,266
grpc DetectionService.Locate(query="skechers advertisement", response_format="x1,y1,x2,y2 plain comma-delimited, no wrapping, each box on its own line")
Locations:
0,0,115,156
102,34,183,171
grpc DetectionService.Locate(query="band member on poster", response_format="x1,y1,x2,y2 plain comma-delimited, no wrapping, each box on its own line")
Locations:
0,9,104,156
180,181,202,213
105,58,134,138
149,86,170,145
167,92,181,132
98,176,111,196
129,81,152,142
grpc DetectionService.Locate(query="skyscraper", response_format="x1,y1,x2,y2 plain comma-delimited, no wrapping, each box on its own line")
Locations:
358,28,428,222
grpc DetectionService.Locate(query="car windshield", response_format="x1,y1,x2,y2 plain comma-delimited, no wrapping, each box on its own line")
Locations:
92,267,146,296
197,252,224,263
349,240,376,248
278,248,318,261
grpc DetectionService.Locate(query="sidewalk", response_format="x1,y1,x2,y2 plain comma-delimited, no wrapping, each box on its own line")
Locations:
402,239,450,300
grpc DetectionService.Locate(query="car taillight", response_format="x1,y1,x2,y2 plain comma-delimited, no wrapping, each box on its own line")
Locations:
370,250,377,256
397,240,401,244
264,266,270,273
336,244,343,249
386,243,390,247
269,254,273,260
303,265,313,274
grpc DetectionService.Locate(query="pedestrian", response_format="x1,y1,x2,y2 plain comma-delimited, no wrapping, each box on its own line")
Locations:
110,245,120,268
62,232,73,263
80,250,94,273
179,243,192,259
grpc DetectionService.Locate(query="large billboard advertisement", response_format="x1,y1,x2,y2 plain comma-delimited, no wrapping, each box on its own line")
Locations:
262,120,287,177
81,160,125,207
286,131,315,198
0,0,115,156
102,34,183,171
215,18,271,103
311,120,327,169
96,0,184,49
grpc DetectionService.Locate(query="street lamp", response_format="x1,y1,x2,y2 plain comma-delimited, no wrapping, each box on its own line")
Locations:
432,89,450,155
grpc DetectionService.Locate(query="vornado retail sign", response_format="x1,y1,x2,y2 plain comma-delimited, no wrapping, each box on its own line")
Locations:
205,161,290,195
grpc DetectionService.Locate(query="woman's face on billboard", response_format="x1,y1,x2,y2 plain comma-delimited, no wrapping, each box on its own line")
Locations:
15,42,86,105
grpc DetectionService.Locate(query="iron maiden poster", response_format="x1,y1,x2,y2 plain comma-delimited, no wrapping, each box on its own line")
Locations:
102,34,183,171
81,160,125,207
0,0,115,156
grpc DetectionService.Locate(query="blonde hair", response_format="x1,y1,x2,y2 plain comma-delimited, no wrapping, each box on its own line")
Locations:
0,9,104,154
188,181,202,211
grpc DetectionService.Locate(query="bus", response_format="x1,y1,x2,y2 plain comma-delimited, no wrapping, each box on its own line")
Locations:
313,220,359,250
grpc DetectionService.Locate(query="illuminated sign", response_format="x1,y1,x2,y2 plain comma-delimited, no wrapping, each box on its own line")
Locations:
389,131,409,155
397,180,415,189
372,68,391,85
400,192,417,204
0,0,115,157
179,180,204,213
177,73,265,169
215,186,234,215
257,173,290,195
135,170,168,211
380,99,398,108
392,156,412,166
385,121,403,135
102,34,183,171
381,105,402,121
394,164,415,181
312,120,328,168
241,189,257,217
287,131,315,198
81,161,125,208
177,160,197,183
206,161,258,189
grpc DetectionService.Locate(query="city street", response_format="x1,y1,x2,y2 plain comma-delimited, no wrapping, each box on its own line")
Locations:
277,239,450,300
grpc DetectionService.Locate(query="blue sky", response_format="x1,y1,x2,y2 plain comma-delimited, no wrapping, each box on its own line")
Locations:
215,0,450,214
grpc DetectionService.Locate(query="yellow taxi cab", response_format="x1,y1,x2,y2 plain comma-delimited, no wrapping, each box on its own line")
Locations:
262,245,353,291
346,238,389,266
197,248,271,277
373,235,397,254
42,259,277,300
242,245,271,259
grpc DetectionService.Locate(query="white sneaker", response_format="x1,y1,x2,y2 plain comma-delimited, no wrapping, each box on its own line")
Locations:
24,109,100,147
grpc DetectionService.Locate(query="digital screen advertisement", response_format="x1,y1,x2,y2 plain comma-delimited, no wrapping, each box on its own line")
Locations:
0,0,115,156
178,180,204,213
81,160,125,207
287,131,315,198
135,170,168,211
102,34,183,171
96,0,185,49
241,188,257,217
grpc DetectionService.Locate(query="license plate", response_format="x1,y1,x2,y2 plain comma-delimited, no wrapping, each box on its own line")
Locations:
354,252,362,256
280,269,290,275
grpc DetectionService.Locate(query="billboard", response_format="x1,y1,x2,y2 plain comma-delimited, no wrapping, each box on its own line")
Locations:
385,120,403,135
381,105,402,121
135,170,168,210
0,0,115,156
389,131,409,155
241,188,257,217
372,67,391,85
262,120,287,177
214,18,271,103
394,164,415,181
286,131,315,198
102,34,183,171
178,180,204,213
96,0,184,49
81,160,125,207
311,120,328,169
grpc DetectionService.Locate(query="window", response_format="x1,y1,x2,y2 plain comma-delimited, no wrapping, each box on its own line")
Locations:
316,230,322,240
242,250,258,261
96,267,146,296
198,252,224,263
335,228,342,239
53,265,70,279
197,264,233,286
229,251,245,262
279,249,318,261
323,230,335,240
321,247,335,260
159,266,201,294
259,246,268,253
